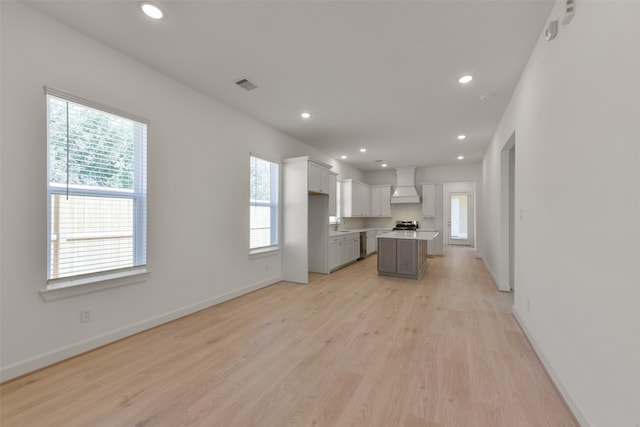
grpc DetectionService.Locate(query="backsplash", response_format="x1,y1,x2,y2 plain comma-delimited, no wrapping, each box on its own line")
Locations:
335,203,440,231
337,217,366,231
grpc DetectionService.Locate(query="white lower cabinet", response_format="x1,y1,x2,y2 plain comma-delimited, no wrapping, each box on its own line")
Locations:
329,240,341,270
329,233,360,271
366,230,377,255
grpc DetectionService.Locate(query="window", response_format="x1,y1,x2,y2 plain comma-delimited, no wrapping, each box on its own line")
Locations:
330,181,341,224
46,88,147,285
249,155,279,253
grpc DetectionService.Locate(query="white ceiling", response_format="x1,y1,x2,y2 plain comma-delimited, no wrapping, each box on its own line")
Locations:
25,0,554,171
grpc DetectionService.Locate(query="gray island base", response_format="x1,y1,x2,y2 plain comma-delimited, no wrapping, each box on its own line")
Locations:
377,231,439,280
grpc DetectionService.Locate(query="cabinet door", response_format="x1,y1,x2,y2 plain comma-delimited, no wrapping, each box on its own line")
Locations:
353,182,363,216
329,241,340,270
308,162,321,193
370,187,381,216
341,181,353,217
377,238,397,273
341,180,372,217
339,240,348,264
366,232,377,254
308,162,330,194
422,183,436,217
396,240,417,276
369,186,391,217
352,238,360,260
380,186,391,216
320,168,330,195
361,184,371,217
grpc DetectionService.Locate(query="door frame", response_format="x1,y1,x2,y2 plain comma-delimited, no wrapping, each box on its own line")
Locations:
442,181,476,247
500,131,516,292
446,191,474,246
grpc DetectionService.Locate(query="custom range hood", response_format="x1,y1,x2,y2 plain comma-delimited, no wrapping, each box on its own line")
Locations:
391,167,421,204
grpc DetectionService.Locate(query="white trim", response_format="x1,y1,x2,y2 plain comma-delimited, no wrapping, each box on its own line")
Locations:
249,150,280,167
249,155,280,251
249,247,280,259
480,256,511,292
41,268,150,301
45,93,148,281
4,277,282,382
44,86,149,124
512,308,590,427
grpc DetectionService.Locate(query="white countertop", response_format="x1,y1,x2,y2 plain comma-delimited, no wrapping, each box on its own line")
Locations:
336,228,393,233
377,230,439,240
330,228,392,237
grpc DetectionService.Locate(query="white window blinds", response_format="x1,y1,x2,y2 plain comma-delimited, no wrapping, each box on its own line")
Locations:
46,88,147,282
250,155,279,251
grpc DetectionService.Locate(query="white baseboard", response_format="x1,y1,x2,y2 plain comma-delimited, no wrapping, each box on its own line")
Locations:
0,277,281,382
512,308,590,427
479,256,510,291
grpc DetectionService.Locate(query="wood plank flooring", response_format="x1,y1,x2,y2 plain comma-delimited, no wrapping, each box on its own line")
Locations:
0,246,578,426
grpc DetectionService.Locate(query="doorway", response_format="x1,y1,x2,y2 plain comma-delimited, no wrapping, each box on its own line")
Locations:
444,181,475,247
499,131,516,292
508,145,515,290
448,193,471,245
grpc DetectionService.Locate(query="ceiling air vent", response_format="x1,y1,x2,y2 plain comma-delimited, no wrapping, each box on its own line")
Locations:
235,78,258,91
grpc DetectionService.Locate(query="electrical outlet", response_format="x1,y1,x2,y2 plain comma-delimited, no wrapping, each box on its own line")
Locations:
80,310,91,323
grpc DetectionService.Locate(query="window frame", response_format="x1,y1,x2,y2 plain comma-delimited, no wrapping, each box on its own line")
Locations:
249,154,280,255
43,87,148,296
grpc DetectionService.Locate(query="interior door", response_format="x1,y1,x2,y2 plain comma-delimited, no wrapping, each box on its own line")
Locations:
447,192,473,246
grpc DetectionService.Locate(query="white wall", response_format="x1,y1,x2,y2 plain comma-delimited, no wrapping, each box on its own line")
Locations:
0,2,362,380
480,1,640,425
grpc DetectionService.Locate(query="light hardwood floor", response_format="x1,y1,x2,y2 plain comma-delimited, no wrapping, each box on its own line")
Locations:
0,247,578,426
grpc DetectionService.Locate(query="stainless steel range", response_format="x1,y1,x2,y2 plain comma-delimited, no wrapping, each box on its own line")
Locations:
393,220,418,231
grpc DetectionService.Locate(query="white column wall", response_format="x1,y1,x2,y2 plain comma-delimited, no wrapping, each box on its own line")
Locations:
480,1,640,425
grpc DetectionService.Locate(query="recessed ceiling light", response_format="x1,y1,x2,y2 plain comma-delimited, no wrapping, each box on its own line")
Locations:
457,134,466,140
360,148,366,153
457,156,464,160
458,75,473,84
341,155,347,159
300,112,311,119
141,3,163,19
382,164,388,167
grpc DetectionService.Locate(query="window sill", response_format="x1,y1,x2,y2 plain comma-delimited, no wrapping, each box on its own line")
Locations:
249,247,280,259
40,268,150,302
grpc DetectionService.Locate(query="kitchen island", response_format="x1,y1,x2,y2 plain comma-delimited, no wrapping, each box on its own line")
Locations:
377,231,439,280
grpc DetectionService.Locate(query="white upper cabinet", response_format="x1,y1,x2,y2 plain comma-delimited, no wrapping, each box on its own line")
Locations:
341,179,370,217
421,183,436,217
370,185,392,217
371,185,381,216
342,181,392,217
380,186,391,216
361,183,371,217
308,160,331,194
